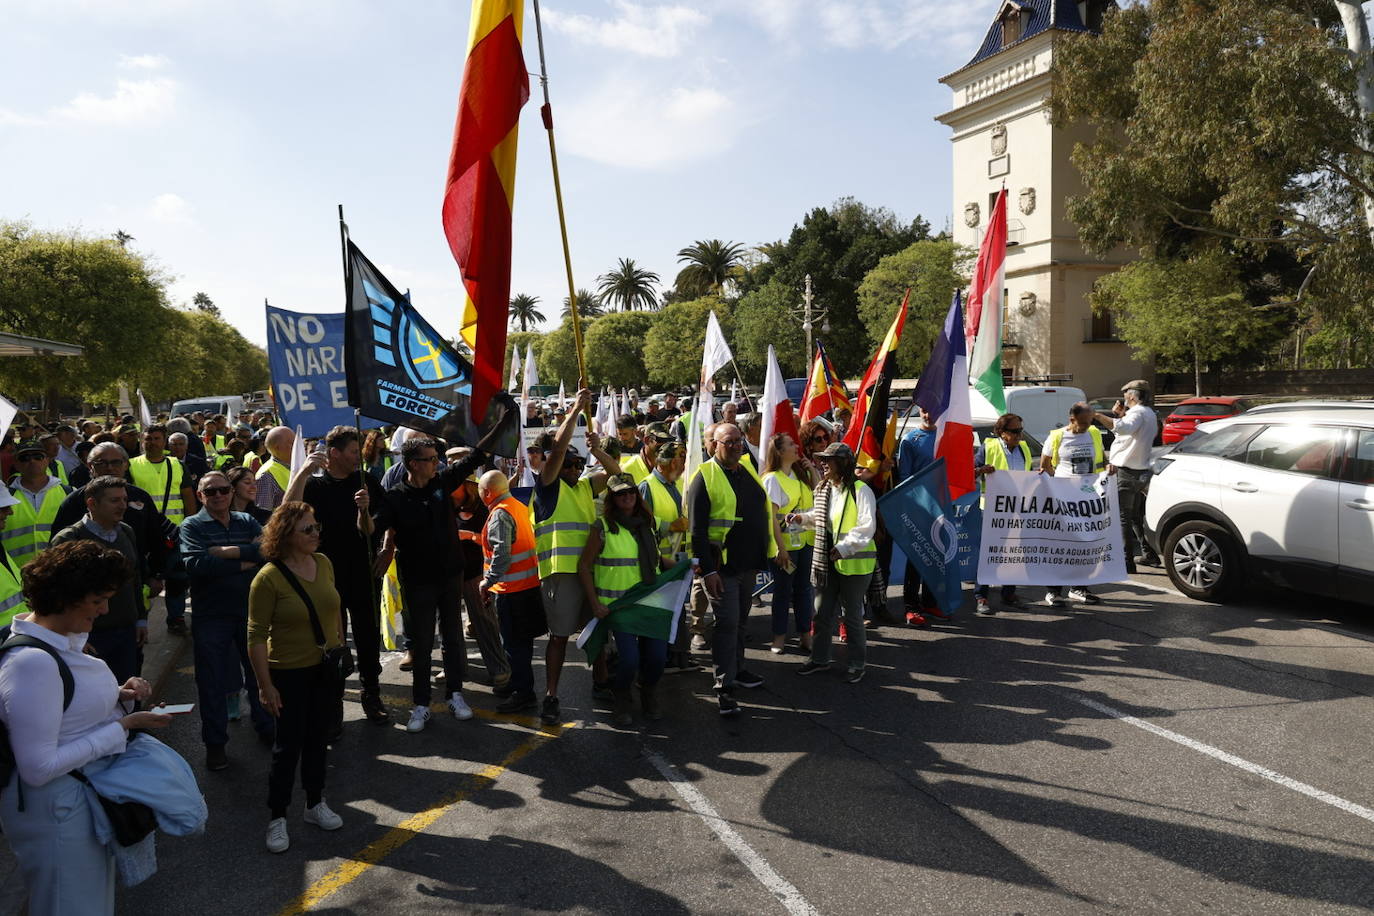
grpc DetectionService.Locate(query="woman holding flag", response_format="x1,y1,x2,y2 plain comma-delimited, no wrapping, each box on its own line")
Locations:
762,434,814,655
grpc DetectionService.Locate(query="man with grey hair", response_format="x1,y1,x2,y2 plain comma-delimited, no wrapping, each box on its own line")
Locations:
1094,379,1161,572
168,430,209,494
167,415,210,465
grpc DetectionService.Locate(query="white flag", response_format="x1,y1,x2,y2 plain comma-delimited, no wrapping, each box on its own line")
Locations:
702,310,733,382
0,395,17,445
619,388,631,421
508,344,522,393
289,424,306,477
137,389,154,428
523,343,539,393
758,345,786,458
558,380,566,412
729,379,738,407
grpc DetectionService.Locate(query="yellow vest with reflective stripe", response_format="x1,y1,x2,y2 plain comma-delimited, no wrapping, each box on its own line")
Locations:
981,437,1032,472
643,473,684,560
129,455,186,524
0,550,28,624
699,459,777,563
49,461,69,486
2,485,67,567
830,480,877,576
620,454,650,485
534,477,596,576
593,522,644,603
1044,426,1105,473
764,470,814,551
255,458,291,504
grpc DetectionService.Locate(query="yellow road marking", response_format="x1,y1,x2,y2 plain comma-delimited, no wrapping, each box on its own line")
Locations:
277,722,574,914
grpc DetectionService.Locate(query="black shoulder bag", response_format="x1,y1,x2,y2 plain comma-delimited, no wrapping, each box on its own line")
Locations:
268,561,355,682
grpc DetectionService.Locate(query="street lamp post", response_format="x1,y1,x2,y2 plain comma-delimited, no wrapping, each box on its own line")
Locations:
796,274,829,358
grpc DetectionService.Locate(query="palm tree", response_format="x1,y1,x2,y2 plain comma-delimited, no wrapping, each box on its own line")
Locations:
674,239,746,298
508,293,545,332
113,229,135,248
597,258,661,312
561,288,605,319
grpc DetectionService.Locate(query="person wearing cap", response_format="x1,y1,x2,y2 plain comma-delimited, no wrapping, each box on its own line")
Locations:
0,487,29,626
531,388,622,725
688,422,790,716
1094,380,1161,571
254,426,297,511
797,442,876,683
38,435,69,486
451,465,510,692
476,470,543,713
2,440,72,568
53,425,81,477
578,473,668,728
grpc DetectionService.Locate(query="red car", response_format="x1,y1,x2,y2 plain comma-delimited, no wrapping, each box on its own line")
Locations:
1160,396,1253,444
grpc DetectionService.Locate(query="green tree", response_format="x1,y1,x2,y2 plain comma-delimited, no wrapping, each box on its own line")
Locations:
191,291,219,317
856,240,973,376
673,239,747,299
561,288,604,319
733,280,807,380
508,293,545,333
597,258,661,312
585,312,654,388
642,297,733,389
113,229,134,248
538,317,590,389
1092,251,1278,395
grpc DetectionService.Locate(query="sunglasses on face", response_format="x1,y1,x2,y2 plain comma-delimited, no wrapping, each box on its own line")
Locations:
298,523,323,536
809,433,830,444
410,455,439,464
1004,428,1024,435
17,455,44,462
201,486,232,497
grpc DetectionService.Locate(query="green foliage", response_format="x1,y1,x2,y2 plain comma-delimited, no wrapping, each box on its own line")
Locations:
596,258,661,312
561,288,604,319
857,240,973,376
537,318,587,389
733,280,807,380
673,240,747,299
508,293,545,333
641,297,733,389
192,291,219,317
584,312,654,388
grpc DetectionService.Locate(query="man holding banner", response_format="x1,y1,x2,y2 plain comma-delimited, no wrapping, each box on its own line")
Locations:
1035,402,1113,606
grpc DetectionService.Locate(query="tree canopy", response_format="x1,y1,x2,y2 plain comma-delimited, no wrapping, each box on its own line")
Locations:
856,239,972,376
596,258,661,312
584,312,655,388
641,297,733,389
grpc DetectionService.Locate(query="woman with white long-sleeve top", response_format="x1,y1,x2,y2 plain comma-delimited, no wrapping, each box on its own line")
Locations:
796,442,878,684
0,540,173,915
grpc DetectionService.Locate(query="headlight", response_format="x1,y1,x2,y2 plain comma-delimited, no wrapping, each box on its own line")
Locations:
1152,456,1175,475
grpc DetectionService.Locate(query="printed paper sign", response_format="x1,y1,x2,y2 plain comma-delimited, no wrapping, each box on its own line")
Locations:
978,470,1126,586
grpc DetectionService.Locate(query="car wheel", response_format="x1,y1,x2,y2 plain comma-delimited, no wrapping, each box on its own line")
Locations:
1163,520,1242,602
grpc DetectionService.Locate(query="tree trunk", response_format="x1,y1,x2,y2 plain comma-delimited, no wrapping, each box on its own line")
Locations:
1335,0,1374,235
1193,345,1202,397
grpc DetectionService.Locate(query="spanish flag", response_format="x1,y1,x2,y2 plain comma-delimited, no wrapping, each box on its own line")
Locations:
798,340,851,422
442,0,529,422
843,290,909,473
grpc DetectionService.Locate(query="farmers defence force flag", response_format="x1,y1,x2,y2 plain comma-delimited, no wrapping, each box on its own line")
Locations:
577,559,694,664
344,239,520,457
878,458,965,615
967,188,1007,413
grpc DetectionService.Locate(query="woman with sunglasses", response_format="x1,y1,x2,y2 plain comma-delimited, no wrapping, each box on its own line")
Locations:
248,501,345,853
973,413,1032,616
761,433,814,655
797,420,834,479
226,465,273,525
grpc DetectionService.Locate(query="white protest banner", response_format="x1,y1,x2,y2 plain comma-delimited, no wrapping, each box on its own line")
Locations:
978,470,1127,586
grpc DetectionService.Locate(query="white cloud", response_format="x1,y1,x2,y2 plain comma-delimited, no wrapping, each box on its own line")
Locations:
560,77,742,170
741,0,986,53
148,193,193,225
544,0,709,58
54,76,178,124
118,53,170,70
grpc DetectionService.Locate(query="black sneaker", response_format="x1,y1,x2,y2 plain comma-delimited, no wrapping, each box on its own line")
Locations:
1068,587,1102,604
717,692,739,717
257,728,276,747
663,653,701,674
591,680,615,702
735,670,764,689
846,668,866,684
1134,554,1162,568
360,691,390,725
205,745,228,771
496,691,537,714
796,661,831,676
492,680,516,699
539,695,561,725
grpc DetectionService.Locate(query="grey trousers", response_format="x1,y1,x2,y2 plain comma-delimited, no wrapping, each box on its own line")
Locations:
463,577,510,683
709,571,757,692
1117,467,1154,560
810,571,872,672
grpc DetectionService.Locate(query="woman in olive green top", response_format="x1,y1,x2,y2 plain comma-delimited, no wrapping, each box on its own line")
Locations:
247,501,345,854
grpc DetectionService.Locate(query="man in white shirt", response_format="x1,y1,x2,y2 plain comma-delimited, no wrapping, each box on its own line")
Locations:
1094,380,1161,572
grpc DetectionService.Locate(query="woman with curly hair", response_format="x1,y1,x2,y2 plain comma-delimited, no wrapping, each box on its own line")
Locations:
797,419,835,479
247,501,344,854
0,540,175,913
361,429,392,483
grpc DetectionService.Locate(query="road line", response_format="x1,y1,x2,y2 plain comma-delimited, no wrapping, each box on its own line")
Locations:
278,723,573,914
1048,687,1374,827
645,750,819,916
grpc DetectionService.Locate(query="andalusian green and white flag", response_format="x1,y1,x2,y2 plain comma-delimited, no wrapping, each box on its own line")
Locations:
967,187,1007,413
577,559,694,664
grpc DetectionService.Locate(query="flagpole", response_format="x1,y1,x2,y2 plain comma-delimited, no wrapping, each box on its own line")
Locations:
531,0,592,424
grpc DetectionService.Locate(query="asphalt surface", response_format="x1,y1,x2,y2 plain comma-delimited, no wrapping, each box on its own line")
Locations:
32,568,1374,914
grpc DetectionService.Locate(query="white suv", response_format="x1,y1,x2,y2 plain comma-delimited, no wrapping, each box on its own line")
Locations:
1144,404,1374,603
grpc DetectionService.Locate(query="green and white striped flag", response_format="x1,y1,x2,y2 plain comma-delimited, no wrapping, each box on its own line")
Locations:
577,559,694,664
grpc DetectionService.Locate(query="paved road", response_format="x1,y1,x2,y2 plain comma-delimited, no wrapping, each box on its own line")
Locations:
101,569,1374,914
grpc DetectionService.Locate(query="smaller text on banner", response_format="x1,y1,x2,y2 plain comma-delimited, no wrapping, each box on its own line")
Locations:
978,470,1127,586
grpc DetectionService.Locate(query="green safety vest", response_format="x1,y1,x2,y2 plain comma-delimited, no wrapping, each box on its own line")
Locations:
765,470,814,551
981,437,1033,472
829,480,877,576
48,461,69,486
620,454,650,485
699,458,777,564
592,521,644,602
2,484,68,567
129,455,187,524
643,472,684,560
534,477,596,577
0,549,28,625
1044,426,1105,474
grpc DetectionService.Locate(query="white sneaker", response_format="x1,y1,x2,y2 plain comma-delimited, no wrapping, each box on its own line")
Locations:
1045,591,1067,607
448,694,474,721
691,635,708,651
266,817,290,853
303,800,343,831
406,705,430,733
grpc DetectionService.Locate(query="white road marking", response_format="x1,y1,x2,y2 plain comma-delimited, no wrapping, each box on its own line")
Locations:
645,750,819,916
1050,688,1374,827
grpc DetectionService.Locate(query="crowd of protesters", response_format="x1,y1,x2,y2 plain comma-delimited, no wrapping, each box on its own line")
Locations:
0,377,1157,909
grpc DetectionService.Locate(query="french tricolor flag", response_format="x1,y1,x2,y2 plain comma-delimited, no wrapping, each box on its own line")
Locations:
913,292,975,499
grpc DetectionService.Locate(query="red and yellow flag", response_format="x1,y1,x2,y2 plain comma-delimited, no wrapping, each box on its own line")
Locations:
798,340,851,423
844,290,909,473
442,0,529,422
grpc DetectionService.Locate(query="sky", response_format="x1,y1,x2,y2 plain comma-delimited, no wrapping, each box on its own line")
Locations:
1,0,998,350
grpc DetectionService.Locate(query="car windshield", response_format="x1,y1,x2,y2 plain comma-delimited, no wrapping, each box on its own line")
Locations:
1172,404,1237,418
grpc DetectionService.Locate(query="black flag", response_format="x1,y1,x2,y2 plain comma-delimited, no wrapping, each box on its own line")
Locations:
344,239,520,457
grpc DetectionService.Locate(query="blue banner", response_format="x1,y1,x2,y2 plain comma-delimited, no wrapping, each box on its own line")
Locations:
265,305,355,438
952,491,982,580
877,457,964,614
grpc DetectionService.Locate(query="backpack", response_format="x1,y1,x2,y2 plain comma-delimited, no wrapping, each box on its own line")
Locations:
0,634,75,792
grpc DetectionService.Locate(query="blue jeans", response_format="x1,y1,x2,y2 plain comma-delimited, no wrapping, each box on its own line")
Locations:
164,570,188,624
611,631,668,689
192,616,273,747
769,546,814,636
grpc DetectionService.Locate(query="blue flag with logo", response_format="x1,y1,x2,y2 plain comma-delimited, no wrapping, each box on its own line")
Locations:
952,491,982,580
264,305,355,438
343,239,520,456
878,457,964,614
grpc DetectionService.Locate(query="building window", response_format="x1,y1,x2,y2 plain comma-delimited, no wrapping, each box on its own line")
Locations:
1001,11,1024,46
1085,311,1119,342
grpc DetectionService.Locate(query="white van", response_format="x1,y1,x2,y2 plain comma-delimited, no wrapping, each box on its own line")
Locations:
1003,386,1086,445
171,395,245,419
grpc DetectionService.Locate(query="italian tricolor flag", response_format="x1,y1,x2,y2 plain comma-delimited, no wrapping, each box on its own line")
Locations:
967,188,1007,413
577,560,694,663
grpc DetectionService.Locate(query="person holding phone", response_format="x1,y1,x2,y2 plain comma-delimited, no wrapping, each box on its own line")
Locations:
0,540,173,914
